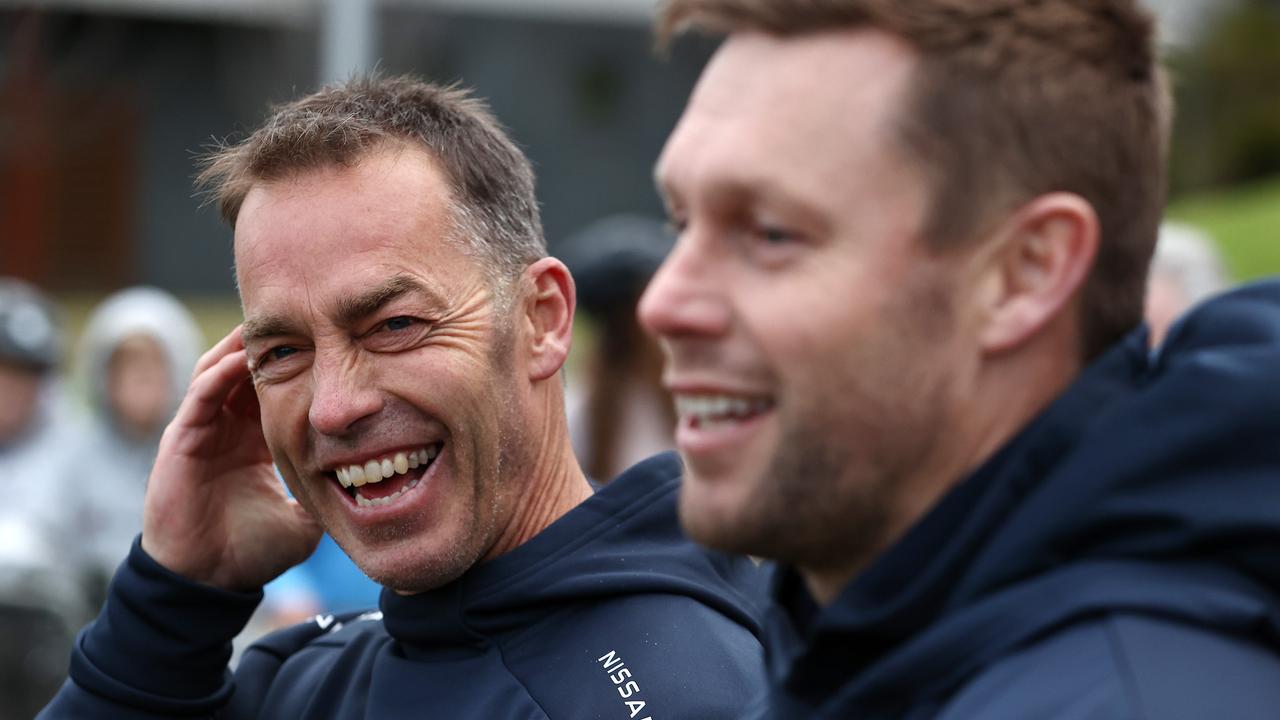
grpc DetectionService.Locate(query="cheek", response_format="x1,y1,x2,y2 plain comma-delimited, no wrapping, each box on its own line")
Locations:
256,385,312,450
738,280,868,370
392,348,505,412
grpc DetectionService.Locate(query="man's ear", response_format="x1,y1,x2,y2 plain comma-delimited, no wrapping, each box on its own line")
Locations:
978,193,1099,354
521,257,576,382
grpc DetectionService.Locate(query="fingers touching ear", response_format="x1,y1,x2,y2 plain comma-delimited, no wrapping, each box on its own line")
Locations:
521,257,576,381
979,193,1099,354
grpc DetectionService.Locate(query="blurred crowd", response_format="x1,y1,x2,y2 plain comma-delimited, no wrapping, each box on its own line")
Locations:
0,280,202,717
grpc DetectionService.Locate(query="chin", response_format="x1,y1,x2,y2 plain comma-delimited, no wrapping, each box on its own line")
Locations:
677,480,763,556
339,533,478,594
358,552,471,594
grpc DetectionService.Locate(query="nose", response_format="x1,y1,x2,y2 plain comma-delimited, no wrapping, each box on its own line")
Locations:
638,232,732,341
308,353,382,436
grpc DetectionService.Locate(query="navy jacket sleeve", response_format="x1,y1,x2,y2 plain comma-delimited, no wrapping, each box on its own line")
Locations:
936,614,1280,720
38,537,261,719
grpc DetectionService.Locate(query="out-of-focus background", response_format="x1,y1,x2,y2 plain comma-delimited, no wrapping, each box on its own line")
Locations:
0,0,1277,714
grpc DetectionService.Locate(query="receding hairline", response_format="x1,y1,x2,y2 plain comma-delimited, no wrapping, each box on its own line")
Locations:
217,134,446,230
226,139,484,270
227,139,465,262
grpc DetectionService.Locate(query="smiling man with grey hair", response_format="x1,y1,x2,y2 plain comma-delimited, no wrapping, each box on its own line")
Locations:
39,75,766,720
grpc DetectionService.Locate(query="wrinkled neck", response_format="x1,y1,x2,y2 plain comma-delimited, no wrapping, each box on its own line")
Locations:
483,377,592,562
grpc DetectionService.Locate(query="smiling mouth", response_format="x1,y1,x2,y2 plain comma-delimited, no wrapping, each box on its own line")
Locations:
674,393,774,430
331,443,442,508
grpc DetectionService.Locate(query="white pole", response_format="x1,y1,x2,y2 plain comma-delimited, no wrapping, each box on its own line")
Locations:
320,0,376,85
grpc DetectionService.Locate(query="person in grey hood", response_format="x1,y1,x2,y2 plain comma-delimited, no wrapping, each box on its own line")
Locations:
66,286,203,590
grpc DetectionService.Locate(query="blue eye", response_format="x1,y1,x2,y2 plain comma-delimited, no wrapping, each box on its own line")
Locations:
384,316,413,332
270,346,297,360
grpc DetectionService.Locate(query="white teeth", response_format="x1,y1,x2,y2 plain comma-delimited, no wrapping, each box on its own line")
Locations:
354,476,422,508
702,417,735,431
675,394,773,424
334,446,438,491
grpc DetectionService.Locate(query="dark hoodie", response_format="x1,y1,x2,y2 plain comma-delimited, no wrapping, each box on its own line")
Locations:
40,453,769,719
761,280,1280,720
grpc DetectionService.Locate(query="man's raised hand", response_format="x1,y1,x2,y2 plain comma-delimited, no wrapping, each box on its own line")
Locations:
141,326,322,592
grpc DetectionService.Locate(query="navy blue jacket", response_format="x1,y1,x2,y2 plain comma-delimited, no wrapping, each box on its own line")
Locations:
760,280,1280,719
41,453,768,719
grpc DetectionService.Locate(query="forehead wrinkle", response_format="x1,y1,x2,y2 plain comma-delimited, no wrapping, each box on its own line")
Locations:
334,273,442,328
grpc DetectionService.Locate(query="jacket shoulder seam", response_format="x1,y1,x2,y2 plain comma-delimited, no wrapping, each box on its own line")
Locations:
487,633,554,720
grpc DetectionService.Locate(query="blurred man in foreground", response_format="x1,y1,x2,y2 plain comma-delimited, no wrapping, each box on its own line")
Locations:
642,1,1280,717
41,76,765,719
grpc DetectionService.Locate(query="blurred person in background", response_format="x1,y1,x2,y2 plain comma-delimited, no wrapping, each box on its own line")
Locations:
41,75,766,719
561,214,676,482
643,0,1280,717
1145,221,1231,347
0,278,91,719
0,277,66,484
66,287,204,602
0,277,78,548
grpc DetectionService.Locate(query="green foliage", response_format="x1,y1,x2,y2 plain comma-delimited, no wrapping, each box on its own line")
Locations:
1169,0,1280,193
1167,174,1280,281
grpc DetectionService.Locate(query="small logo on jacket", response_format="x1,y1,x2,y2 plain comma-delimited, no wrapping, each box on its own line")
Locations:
597,650,653,719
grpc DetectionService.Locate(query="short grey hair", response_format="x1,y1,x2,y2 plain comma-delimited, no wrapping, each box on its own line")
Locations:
197,74,546,287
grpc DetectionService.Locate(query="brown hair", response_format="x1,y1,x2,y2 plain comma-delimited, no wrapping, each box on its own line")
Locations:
197,74,545,283
657,0,1172,360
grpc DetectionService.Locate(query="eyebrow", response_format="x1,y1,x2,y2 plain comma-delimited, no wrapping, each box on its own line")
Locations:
241,314,302,345
241,274,437,345
334,274,436,328
656,171,829,233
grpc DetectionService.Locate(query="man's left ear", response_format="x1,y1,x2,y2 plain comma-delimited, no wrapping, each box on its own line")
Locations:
979,193,1100,354
521,257,576,381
